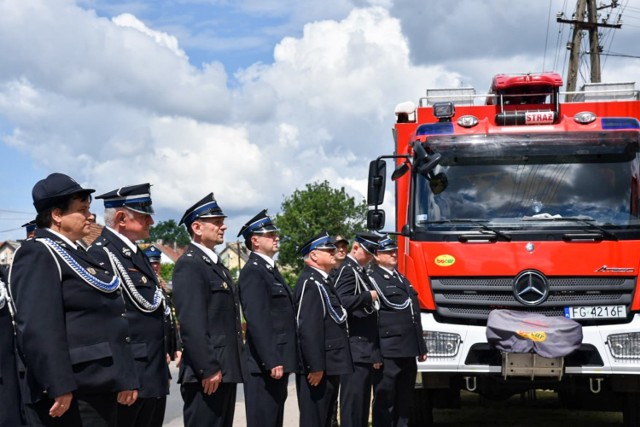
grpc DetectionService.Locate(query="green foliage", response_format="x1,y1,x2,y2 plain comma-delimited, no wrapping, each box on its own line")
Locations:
275,180,367,274
147,219,190,247
160,263,174,283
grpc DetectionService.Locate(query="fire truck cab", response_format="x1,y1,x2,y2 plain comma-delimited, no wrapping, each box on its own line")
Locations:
367,72,640,425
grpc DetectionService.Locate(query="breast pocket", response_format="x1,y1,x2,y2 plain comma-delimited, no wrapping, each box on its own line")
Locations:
385,286,408,304
127,268,153,288
210,280,231,293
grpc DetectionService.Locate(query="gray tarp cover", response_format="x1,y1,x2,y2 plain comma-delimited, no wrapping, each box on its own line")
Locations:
486,309,583,358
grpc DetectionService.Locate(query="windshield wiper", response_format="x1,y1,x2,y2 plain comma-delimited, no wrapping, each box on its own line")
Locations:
522,215,618,241
427,219,512,241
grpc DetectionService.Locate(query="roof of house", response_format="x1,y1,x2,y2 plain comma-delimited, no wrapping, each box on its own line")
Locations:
79,223,104,248
219,242,250,262
0,240,21,251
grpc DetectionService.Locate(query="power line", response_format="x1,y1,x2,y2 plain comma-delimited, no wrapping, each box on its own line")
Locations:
600,51,640,59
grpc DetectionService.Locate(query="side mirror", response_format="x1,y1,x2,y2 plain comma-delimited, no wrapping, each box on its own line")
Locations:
367,160,387,206
417,152,442,178
391,162,410,181
367,209,385,231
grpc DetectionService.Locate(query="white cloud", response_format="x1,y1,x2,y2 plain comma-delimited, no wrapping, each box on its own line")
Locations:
0,0,467,238
112,12,188,60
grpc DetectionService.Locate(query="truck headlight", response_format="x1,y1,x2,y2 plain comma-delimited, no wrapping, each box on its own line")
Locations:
423,331,461,357
607,332,640,359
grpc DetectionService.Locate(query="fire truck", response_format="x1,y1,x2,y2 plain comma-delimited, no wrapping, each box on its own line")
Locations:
366,72,640,425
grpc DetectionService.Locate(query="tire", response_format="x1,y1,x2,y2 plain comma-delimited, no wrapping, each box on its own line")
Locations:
623,392,640,427
409,388,434,427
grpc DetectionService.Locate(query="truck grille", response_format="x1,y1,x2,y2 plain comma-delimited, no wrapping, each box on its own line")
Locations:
431,276,635,323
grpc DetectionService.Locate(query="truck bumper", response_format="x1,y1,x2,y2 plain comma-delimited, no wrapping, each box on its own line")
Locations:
418,312,640,376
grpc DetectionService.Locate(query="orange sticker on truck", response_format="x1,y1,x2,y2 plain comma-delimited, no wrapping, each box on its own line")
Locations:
434,254,455,267
516,331,547,342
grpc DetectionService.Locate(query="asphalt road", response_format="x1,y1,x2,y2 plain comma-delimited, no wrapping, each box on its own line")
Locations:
163,363,624,426
163,363,298,427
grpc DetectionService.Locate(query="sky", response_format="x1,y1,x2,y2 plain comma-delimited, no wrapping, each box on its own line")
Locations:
1,0,640,243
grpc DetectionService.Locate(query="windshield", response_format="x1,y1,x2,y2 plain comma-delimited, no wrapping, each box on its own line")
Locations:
414,132,640,231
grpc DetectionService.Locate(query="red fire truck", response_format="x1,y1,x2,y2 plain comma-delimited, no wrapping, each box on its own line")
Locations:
367,72,640,425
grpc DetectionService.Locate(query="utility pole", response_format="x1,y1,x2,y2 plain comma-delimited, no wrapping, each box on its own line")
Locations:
557,0,622,99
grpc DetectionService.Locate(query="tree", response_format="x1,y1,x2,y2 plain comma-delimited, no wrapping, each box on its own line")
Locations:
160,263,175,283
146,219,190,247
275,180,367,276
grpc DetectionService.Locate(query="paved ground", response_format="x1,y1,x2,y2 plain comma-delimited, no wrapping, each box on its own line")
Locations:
162,363,624,426
162,363,299,427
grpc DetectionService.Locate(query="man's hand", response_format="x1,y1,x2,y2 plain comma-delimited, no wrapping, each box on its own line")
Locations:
419,353,428,362
117,390,138,406
270,365,284,380
174,350,183,367
373,362,383,370
369,290,378,302
202,371,223,395
307,371,324,387
49,392,73,417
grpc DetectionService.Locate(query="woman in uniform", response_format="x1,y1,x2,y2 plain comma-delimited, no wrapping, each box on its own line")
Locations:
10,173,139,427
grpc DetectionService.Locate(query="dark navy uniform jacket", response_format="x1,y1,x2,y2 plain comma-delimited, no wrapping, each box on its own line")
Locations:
0,268,24,426
333,257,382,364
239,252,298,374
10,229,138,403
294,266,353,375
172,243,245,384
369,266,427,358
89,228,170,399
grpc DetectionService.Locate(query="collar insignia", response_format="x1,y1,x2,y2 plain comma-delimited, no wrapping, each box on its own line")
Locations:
122,248,132,257
87,267,97,275
203,256,211,265
141,276,148,284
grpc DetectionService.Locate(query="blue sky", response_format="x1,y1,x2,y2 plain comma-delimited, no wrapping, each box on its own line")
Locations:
1,0,640,241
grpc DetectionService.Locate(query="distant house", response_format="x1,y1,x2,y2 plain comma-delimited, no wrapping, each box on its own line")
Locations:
0,240,21,267
78,223,185,263
219,242,250,275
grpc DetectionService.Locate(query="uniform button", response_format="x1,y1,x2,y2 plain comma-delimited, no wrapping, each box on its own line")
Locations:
121,313,127,319
125,337,131,343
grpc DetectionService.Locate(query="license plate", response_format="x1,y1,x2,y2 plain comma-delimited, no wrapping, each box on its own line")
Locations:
564,305,626,319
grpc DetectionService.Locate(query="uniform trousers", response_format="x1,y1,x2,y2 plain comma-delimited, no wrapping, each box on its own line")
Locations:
116,396,166,427
295,374,339,427
180,382,237,427
372,357,417,427
339,362,375,427
243,372,289,427
24,393,117,427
